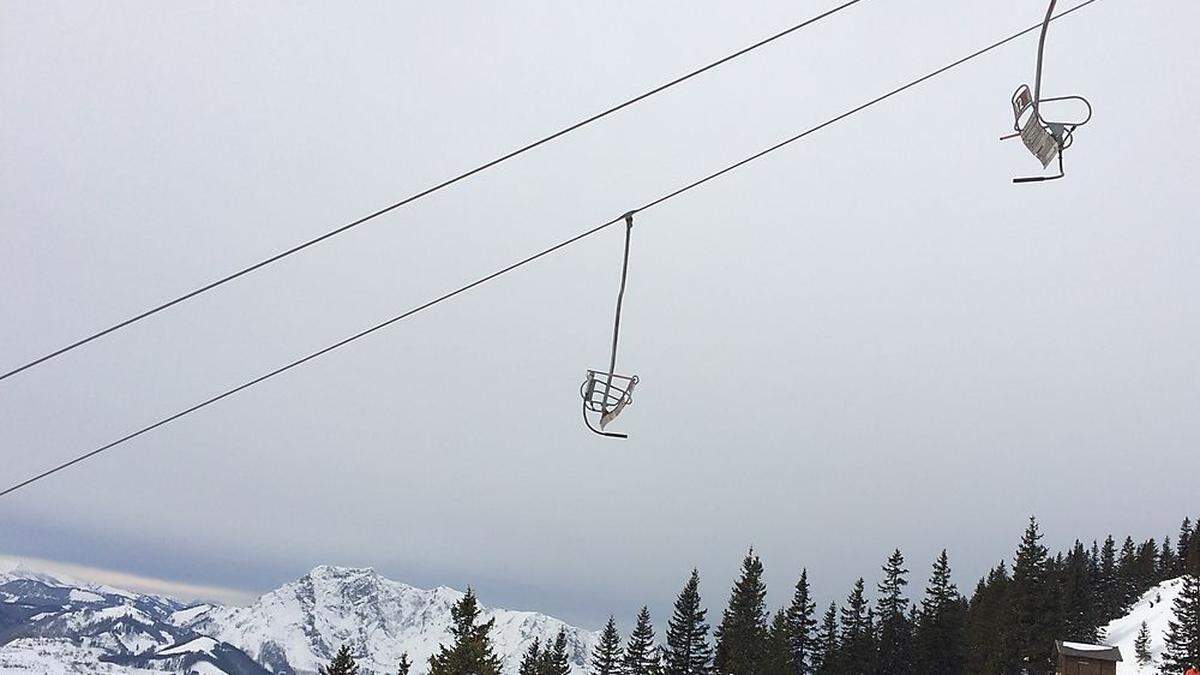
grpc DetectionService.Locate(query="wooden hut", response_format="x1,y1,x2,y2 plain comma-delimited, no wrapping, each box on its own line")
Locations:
1055,641,1122,675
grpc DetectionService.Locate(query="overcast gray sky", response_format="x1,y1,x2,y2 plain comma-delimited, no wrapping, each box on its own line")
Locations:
2,0,1197,629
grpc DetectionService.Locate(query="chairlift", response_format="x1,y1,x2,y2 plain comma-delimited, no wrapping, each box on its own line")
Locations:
1000,0,1093,183
580,212,639,439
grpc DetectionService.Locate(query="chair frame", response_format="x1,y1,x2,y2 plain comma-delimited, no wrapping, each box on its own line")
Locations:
1000,0,1093,183
580,213,639,438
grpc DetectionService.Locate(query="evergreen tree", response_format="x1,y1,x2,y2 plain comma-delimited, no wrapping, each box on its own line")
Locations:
540,630,572,675
837,578,875,674
591,617,624,675
714,550,769,675
914,550,967,675
428,588,503,675
1187,527,1200,577
762,610,793,675
521,639,544,675
320,644,360,675
1158,536,1178,582
624,607,661,675
1179,518,1195,576
784,569,817,675
1161,547,1200,673
1059,540,1100,643
811,603,838,675
1133,539,1160,596
1097,535,1121,623
664,570,713,675
967,562,1018,675
1118,536,1140,610
1009,517,1059,675
397,653,412,675
1133,621,1152,668
874,550,913,675
1161,577,1200,672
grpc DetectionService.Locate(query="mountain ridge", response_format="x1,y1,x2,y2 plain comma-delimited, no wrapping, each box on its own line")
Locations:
0,562,595,675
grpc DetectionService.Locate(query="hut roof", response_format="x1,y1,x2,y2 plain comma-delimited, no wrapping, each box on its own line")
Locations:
1056,641,1122,662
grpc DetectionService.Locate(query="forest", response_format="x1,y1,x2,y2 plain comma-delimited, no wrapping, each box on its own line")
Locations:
317,515,1200,675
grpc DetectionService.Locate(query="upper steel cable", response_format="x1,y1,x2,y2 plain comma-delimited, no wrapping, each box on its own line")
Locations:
0,0,1102,499
0,0,867,384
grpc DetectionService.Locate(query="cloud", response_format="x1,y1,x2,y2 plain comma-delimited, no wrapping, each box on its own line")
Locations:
0,553,258,606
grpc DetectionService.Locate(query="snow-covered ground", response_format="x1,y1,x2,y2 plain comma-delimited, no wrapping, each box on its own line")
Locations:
0,638,161,675
1103,577,1184,675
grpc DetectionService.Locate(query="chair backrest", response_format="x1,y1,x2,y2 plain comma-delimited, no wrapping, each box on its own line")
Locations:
1012,84,1034,124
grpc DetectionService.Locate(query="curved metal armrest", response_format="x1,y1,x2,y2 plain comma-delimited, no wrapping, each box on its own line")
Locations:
1037,95,1093,127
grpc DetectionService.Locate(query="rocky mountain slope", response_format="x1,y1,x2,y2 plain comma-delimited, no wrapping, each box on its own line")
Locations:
176,565,593,675
0,562,593,675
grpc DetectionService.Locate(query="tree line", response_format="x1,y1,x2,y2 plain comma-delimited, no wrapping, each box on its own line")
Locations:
317,514,1200,675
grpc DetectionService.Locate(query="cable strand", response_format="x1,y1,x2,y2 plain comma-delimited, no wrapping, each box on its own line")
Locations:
0,0,867,384
0,0,1102,499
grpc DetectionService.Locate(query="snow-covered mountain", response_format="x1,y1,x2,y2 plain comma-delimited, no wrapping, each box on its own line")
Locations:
1103,576,1186,675
0,562,595,675
0,562,269,675
176,565,594,675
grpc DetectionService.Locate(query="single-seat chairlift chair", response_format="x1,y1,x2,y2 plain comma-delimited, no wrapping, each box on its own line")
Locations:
1000,0,1093,183
580,212,639,438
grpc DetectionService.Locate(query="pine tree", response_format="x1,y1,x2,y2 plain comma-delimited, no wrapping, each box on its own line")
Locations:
1134,621,1152,667
591,617,624,675
624,607,661,675
521,639,543,675
1059,540,1100,643
837,578,875,674
1179,518,1195,576
762,610,793,675
811,603,838,675
397,653,412,675
1160,546,1200,673
1009,517,1058,675
1157,536,1177,582
714,550,769,675
320,644,360,675
914,550,967,675
1134,539,1160,596
1187,526,1200,577
967,562,1018,675
663,569,713,675
540,629,572,675
428,588,503,675
1118,536,1140,610
784,569,817,675
874,550,913,675
1098,535,1121,623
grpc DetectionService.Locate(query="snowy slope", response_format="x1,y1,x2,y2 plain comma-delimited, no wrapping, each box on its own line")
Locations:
177,565,596,675
1103,577,1185,675
0,638,163,675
